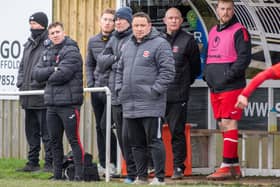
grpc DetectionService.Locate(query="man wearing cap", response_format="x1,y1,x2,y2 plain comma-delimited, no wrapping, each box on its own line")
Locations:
97,7,136,183
16,12,52,172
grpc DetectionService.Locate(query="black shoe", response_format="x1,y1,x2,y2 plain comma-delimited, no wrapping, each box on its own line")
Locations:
171,168,184,180
16,164,40,172
42,163,53,173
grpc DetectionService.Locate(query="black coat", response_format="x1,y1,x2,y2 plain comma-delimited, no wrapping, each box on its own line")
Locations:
85,33,111,88
17,31,48,109
32,37,83,106
162,28,201,102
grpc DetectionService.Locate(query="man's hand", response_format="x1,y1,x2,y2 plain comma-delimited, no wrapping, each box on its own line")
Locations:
235,95,248,109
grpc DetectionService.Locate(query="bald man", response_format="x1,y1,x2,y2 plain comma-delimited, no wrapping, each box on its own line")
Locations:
162,7,201,179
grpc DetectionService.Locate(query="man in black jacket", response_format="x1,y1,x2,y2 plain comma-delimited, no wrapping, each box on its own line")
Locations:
16,12,52,172
162,7,201,179
32,22,84,181
85,8,117,176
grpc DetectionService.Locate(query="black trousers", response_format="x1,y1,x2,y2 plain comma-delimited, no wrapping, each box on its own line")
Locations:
47,106,84,178
112,105,136,179
125,117,165,181
91,92,117,167
165,102,187,171
25,109,52,166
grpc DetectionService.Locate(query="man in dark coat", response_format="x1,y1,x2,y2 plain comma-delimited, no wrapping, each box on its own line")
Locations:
162,7,201,179
32,22,84,181
116,12,175,185
16,11,52,172
85,8,117,176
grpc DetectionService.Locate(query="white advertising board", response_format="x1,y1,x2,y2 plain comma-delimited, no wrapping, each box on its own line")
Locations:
0,0,52,100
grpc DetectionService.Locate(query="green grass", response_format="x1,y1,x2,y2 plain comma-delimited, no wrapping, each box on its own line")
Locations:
0,159,252,187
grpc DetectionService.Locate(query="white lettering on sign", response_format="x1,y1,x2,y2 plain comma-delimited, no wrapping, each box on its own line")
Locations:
194,31,202,43
244,102,280,117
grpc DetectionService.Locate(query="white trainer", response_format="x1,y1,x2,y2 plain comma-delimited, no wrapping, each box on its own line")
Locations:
149,177,165,185
97,164,105,177
133,177,148,185
109,163,117,175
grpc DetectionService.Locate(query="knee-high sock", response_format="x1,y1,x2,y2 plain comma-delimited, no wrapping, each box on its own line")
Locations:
222,129,239,164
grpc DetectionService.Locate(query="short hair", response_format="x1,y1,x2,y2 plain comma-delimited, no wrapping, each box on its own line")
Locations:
133,12,151,23
165,7,182,18
48,21,64,31
218,0,234,4
101,8,115,17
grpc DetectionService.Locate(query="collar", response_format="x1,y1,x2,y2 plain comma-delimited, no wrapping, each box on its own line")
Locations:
217,15,239,32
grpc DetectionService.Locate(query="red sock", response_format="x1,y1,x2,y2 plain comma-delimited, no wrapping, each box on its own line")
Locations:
223,129,238,163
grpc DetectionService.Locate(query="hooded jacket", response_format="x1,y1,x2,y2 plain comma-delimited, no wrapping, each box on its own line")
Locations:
32,37,83,106
17,30,48,109
115,27,175,118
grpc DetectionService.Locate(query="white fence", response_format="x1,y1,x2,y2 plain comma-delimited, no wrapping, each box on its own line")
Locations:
0,87,112,182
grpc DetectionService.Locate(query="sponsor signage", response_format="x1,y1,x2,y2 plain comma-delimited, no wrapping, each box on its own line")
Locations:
0,0,52,99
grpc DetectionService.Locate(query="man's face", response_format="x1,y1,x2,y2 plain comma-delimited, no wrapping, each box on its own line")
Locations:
115,18,130,33
216,1,234,24
29,21,45,30
163,8,183,34
48,25,65,45
132,17,151,41
100,13,115,35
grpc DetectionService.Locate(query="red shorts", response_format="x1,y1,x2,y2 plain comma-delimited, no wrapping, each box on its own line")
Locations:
210,89,243,120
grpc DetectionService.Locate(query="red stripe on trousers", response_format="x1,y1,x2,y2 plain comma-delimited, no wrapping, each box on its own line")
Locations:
75,109,85,162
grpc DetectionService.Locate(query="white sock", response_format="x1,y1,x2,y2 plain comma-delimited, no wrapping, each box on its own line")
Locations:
220,162,232,168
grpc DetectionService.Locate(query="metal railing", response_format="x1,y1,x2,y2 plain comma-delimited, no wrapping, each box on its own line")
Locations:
0,87,112,182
